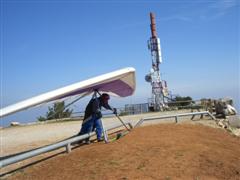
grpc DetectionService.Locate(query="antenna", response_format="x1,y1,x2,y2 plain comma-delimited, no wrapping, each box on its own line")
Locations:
145,12,168,111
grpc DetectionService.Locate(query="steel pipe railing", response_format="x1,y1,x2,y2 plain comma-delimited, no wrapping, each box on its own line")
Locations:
0,111,214,169
135,111,215,127
0,121,131,168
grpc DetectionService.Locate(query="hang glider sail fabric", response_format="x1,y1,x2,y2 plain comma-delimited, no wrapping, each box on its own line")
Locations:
0,67,136,118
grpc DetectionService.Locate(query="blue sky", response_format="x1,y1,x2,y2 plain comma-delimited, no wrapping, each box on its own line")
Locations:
1,0,239,126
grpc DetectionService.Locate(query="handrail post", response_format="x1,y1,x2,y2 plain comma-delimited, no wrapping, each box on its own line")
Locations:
207,111,216,120
175,116,178,123
66,143,71,153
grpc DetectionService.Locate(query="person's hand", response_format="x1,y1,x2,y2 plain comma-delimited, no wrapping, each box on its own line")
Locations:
113,108,117,115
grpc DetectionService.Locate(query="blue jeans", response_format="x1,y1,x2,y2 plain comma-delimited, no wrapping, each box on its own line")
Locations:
79,115,103,140
93,118,103,140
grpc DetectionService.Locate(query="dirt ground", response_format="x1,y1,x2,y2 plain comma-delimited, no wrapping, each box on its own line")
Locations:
0,110,195,157
5,123,240,180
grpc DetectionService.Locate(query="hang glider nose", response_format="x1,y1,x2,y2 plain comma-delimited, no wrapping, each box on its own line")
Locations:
0,67,136,118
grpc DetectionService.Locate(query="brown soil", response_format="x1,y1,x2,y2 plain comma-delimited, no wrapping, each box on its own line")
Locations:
6,124,240,180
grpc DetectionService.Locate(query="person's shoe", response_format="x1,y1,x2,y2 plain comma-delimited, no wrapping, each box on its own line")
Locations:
85,140,91,145
77,140,83,144
97,138,104,142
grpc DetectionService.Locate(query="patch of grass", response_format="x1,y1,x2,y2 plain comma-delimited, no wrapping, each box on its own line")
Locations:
108,160,120,166
165,176,171,180
175,151,184,159
137,161,146,170
194,176,202,180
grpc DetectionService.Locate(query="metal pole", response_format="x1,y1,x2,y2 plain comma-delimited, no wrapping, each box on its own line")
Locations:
207,111,216,120
100,119,108,143
115,114,131,131
134,118,144,128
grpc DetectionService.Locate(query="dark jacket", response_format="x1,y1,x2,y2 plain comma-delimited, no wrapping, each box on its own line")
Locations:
83,97,112,122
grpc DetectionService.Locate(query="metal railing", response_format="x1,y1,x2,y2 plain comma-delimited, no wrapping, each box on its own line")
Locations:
0,111,215,169
0,122,131,168
134,111,215,127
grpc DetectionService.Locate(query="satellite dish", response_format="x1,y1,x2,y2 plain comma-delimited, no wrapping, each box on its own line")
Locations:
150,68,154,74
145,74,152,82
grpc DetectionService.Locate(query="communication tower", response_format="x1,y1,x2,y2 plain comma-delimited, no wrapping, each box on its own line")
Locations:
145,12,168,111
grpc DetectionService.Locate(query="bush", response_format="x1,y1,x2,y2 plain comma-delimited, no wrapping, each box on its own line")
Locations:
37,116,46,121
168,96,193,108
37,101,73,122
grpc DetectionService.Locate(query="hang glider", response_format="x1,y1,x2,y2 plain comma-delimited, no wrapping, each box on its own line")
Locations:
0,67,136,118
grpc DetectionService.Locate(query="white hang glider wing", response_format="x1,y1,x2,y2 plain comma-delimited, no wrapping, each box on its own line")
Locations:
0,67,136,118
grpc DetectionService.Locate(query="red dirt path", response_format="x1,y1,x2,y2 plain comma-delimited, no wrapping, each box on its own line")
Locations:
8,124,240,180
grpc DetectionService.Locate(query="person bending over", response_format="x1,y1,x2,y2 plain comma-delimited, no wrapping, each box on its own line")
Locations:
78,93,117,144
